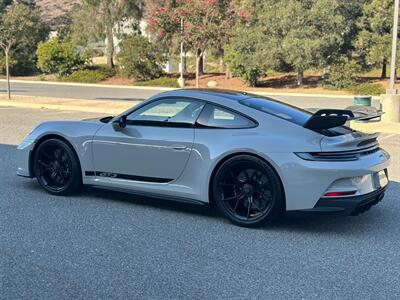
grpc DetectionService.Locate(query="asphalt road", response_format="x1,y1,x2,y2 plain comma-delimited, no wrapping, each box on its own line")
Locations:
1,107,399,299
0,80,381,109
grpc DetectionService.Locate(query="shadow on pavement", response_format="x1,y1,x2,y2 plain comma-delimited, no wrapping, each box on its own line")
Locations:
4,141,398,233
0,89,28,93
270,180,399,234
95,97,145,101
83,185,216,218
15,178,399,234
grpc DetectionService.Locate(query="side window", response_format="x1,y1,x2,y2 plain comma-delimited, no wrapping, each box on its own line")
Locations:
126,98,205,127
196,104,256,129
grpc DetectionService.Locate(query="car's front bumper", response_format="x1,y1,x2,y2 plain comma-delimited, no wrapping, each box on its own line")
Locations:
17,138,36,178
293,186,387,215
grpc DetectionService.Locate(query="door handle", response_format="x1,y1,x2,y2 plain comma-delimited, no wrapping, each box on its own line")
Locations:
171,145,187,151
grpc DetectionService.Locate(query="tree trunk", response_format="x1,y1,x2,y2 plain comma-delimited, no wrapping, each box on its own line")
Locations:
297,69,304,86
322,67,328,80
226,65,231,79
219,56,224,73
381,58,387,79
196,54,201,88
197,49,204,75
5,49,11,100
106,24,115,69
183,52,187,73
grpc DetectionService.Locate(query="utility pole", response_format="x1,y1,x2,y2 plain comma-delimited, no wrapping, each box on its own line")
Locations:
177,17,185,88
382,0,400,122
388,0,400,94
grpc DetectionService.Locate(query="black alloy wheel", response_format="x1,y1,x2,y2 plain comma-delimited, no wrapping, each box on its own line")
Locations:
33,139,82,195
213,155,284,227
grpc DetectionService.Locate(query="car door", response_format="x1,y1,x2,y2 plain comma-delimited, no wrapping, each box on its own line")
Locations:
92,97,205,183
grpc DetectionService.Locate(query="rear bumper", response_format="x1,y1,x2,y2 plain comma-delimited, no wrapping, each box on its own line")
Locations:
267,148,390,211
294,186,387,215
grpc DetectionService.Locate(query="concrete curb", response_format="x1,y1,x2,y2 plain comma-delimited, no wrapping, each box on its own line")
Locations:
0,79,379,99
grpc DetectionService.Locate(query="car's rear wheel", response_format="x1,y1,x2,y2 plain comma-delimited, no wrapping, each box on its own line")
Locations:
33,138,82,195
213,155,284,227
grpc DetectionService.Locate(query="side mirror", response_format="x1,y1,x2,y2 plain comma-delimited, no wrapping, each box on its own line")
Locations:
112,116,127,131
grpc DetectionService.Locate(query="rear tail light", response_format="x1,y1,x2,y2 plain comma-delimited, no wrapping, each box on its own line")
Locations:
295,152,358,161
295,146,380,162
323,191,357,197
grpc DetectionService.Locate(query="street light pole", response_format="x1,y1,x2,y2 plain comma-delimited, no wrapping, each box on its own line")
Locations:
382,0,400,122
177,17,185,88
388,0,400,94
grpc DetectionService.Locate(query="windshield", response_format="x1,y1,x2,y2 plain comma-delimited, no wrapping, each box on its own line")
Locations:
239,96,312,126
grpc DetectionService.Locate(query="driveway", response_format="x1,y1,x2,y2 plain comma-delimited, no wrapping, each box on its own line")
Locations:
1,106,399,299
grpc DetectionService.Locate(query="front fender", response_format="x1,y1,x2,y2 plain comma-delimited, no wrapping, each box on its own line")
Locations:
18,121,104,178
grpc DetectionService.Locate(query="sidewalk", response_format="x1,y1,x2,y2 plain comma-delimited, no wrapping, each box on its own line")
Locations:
0,95,136,115
0,94,399,134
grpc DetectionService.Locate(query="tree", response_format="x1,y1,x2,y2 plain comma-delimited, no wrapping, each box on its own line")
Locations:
335,0,368,56
73,0,143,68
224,2,272,86
0,3,49,99
224,27,268,87
354,0,393,79
278,0,348,85
225,0,349,86
0,1,48,76
148,0,235,87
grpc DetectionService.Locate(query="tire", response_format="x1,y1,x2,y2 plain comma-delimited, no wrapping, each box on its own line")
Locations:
33,138,82,195
213,155,284,227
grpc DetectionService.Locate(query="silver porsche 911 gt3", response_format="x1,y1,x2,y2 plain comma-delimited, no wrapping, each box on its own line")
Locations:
17,89,390,227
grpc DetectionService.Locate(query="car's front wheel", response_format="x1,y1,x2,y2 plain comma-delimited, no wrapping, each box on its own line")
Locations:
213,155,284,227
33,138,82,195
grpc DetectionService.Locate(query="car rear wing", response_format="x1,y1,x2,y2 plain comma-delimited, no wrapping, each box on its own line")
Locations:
304,109,384,130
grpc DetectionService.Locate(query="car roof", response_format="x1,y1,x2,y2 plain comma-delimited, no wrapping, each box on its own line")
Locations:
157,89,253,102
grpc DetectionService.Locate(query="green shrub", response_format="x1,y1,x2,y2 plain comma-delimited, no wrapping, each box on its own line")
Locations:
324,57,361,89
37,74,46,81
117,34,166,81
60,69,106,83
133,77,179,88
85,64,116,78
347,83,385,96
37,38,87,76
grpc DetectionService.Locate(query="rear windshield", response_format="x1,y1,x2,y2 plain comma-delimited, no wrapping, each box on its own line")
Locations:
239,97,312,126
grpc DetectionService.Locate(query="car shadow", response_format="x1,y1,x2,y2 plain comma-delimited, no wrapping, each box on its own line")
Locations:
83,180,398,235
82,186,217,218
16,171,399,234
267,180,399,234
